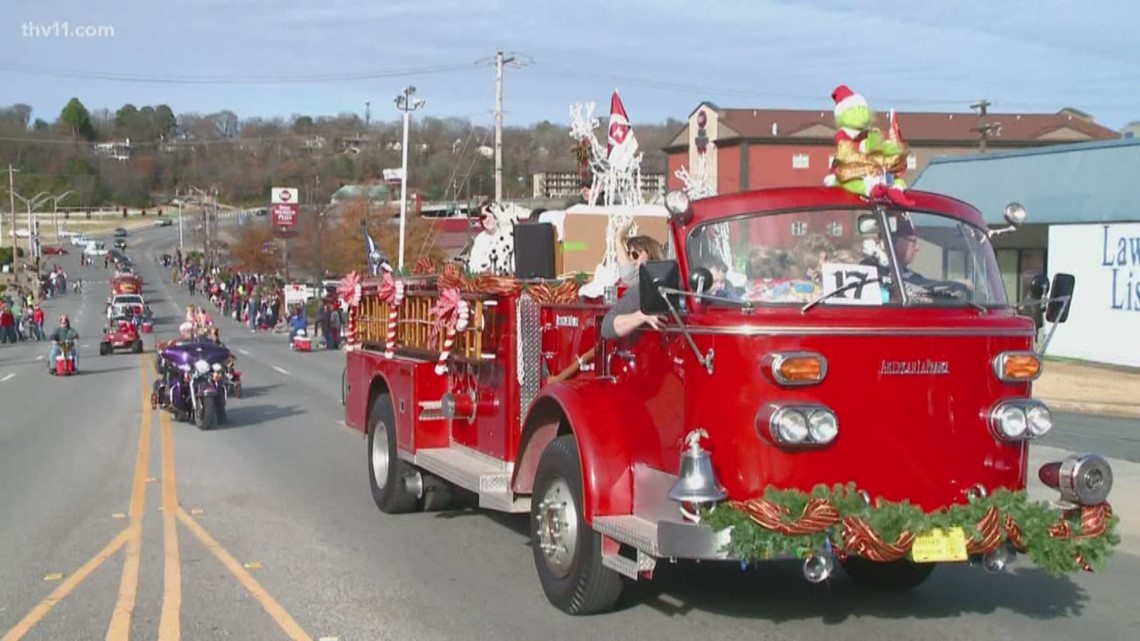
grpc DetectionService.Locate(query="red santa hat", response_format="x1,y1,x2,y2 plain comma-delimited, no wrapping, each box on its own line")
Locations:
832,85,868,116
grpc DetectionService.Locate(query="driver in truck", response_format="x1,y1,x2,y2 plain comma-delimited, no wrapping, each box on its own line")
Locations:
892,215,935,288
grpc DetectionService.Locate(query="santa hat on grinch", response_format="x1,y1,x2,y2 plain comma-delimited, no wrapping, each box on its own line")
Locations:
832,85,868,116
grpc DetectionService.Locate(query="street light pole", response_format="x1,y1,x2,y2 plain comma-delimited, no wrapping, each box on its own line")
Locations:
394,86,425,271
47,190,73,241
177,200,184,249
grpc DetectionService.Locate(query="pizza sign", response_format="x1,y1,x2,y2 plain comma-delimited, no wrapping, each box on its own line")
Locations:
271,187,299,228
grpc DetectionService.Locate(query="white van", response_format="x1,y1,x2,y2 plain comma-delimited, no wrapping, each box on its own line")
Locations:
84,241,108,256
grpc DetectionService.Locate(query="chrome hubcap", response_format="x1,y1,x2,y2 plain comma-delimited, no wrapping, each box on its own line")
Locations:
536,477,578,578
371,422,389,490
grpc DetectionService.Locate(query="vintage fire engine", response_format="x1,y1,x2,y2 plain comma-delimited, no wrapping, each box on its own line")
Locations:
341,186,1118,615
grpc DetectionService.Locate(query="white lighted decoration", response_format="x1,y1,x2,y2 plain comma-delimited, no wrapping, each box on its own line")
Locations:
569,99,648,294
674,149,717,200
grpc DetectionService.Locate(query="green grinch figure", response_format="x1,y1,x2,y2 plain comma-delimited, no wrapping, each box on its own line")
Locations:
823,85,915,207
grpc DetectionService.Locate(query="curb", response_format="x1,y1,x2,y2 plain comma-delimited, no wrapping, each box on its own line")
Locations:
1036,397,1140,420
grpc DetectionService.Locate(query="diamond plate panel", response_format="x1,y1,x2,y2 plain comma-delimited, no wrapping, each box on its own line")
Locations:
518,293,542,419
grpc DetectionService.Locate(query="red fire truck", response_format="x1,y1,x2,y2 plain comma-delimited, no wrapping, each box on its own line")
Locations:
341,186,1118,614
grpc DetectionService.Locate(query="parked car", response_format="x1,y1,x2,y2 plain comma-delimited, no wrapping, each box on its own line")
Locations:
84,241,108,256
42,245,69,255
114,239,127,250
155,219,173,227
114,228,128,237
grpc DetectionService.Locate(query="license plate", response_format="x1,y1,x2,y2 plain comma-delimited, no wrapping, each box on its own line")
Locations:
910,527,968,563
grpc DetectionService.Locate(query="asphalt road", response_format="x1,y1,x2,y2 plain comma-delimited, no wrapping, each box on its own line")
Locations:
2,225,1138,641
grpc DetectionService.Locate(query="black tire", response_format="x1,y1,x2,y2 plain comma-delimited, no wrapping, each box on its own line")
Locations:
132,340,143,353
841,556,936,591
531,435,623,615
194,397,217,431
366,393,420,514
99,342,110,356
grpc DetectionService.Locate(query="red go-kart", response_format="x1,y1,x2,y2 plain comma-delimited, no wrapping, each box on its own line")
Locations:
100,318,144,355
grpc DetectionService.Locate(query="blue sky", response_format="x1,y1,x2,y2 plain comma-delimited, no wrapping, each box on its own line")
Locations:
2,0,1138,129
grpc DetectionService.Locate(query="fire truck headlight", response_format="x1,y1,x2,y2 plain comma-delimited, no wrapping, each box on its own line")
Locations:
1025,403,1053,437
990,403,1028,440
771,408,809,444
807,410,839,444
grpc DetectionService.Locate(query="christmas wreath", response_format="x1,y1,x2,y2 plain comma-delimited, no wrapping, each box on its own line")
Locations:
701,484,1119,576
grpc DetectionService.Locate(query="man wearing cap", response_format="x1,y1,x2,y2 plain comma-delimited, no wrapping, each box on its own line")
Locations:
891,215,936,289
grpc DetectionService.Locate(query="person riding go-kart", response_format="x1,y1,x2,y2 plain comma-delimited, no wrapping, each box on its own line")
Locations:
47,315,79,375
100,306,144,355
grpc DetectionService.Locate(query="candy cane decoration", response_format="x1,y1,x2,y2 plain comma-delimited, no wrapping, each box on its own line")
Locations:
384,280,405,358
435,300,469,375
337,272,363,350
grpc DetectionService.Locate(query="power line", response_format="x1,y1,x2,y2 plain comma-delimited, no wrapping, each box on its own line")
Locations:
522,65,1140,112
0,60,492,85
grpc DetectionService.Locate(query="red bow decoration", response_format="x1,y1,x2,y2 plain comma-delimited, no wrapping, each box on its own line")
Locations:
337,271,362,306
429,287,463,343
376,271,398,302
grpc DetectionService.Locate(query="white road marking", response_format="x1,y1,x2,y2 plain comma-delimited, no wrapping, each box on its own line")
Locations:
36,355,45,361
272,366,290,376
1,373,15,382
239,349,250,356
81,344,90,348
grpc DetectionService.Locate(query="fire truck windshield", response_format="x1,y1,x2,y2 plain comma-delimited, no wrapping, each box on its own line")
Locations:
686,208,1008,309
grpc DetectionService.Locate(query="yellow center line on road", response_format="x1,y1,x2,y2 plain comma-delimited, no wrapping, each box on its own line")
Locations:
176,508,312,641
0,529,131,641
105,354,154,641
158,407,182,641
2,355,152,641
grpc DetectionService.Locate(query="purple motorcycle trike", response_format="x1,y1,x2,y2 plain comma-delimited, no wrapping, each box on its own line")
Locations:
152,340,232,430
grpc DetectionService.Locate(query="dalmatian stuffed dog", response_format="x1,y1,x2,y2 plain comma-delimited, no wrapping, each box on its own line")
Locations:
466,202,528,275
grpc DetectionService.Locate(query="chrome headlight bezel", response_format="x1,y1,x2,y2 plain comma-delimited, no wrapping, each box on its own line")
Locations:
989,400,1051,442
194,359,211,375
758,403,839,449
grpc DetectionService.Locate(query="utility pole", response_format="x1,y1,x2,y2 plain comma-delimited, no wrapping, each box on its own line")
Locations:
395,86,426,271
494,51,516,202
970,99,1000,153
5,164,19,250
364,101,371,129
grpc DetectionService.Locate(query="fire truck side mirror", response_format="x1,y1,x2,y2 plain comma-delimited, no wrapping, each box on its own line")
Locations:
1045,273,1075,324
688,267,713,295
639,260,681,315
1028,274,1050,301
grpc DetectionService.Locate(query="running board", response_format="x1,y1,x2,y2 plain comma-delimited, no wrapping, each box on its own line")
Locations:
594,515,659,579
412,447,530,513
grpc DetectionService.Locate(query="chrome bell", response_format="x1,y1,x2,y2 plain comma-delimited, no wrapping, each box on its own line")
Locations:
668,429,728,505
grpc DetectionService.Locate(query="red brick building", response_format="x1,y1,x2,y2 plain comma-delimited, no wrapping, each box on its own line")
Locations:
664,103,1120,194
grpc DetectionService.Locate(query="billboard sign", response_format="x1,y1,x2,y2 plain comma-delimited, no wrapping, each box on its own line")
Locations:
271,187,299,228
1047,223,1140,367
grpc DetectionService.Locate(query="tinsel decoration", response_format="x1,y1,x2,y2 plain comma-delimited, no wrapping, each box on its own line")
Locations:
701,484,1119,576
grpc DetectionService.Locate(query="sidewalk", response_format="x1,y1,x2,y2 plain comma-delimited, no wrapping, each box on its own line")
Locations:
1034,359,1140,418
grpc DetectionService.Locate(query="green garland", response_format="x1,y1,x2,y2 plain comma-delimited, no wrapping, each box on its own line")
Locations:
701,483,1120,576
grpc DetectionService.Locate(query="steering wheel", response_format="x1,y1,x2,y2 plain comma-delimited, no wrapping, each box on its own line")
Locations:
928,280,972,299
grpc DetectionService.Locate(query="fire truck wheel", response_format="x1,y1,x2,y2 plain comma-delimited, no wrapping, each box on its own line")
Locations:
367,393,420,514
531,435,623,615
841,556,936,591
